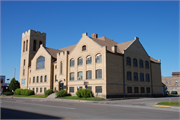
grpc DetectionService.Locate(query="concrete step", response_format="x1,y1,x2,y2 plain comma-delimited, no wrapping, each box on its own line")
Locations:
46,93,57,99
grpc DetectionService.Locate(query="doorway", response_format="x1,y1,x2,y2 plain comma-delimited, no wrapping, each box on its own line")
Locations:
59,81,64,91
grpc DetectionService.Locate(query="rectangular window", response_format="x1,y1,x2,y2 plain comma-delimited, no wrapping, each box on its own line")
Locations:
134,87,139,93
96,69,102,79
44,87,46,92
33,88,34,91
29,78,31,84
33,77,35,83
44,75,47,82
146,74,150,82
40,88,42,93
78,58,83,66
63,86,66,89
127,71,131,80
86,56,92,64
96,86,102,93
86,70,92,79
21,79,25,86
70,73,74,81
37,76,39,83
55,65,57,69
69,87,74,93
134,72,138,81
140,87,145,93
23,69,25,76
127,87,132,93
78,71,83,80
87,86,92,91
146,87,150,93
140,73,144,81
36,88,38,93
40,76,43,82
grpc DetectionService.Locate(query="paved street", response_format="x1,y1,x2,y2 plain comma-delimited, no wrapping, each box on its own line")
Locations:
1,96,180,119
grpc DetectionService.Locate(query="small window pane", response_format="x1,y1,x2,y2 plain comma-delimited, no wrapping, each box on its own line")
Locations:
86,71,92,79
146,74,150,81
70,73,74,81
134,72,138,81
69,87,74,93
44,75,47,82
96,86,102,93
96,69,102,79
139,60,143,68
70,59,74,67
133,59,137,66
78,58,83,66
40,88,42,93
127,71,131,80
140,87,145,93
86,56,92,64
40,76,43,82
126,57,131,65
44,87,46,92
96,54,102,63
127,87,132,93
60,62,63,74
134,87,139,93
82,45,86,51
33,77,35,83
37,76,39,83
36,88,38,93
140,73,144,81
145,61,149,68
78,71,83,80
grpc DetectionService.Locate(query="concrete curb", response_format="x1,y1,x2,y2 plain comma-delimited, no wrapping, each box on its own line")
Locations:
1,96,13,98
153,105,171,108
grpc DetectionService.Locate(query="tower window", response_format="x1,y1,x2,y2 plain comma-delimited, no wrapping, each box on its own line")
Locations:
33,40,36,51
26,40,28,51
23,41,25,52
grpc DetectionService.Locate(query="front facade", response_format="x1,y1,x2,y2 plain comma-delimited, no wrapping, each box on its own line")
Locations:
20,29,163,98
162,72,180,94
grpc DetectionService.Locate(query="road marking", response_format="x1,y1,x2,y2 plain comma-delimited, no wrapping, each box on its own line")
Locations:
153,105,171,108
3,100,76,110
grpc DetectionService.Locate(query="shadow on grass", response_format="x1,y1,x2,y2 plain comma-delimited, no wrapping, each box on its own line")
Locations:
1,108,63,119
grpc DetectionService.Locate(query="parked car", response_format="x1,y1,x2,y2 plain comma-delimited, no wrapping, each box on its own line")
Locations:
171,91,178,94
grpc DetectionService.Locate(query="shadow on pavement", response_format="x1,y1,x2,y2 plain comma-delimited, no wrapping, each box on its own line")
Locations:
1,108,63,119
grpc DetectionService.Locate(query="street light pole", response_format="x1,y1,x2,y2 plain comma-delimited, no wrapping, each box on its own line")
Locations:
12,66,16,79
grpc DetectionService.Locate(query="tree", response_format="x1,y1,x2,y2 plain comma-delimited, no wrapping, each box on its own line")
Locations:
9,78,20,91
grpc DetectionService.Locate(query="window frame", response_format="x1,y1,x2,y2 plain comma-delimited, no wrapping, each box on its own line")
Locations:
70,72,74,81
145,61,149,68
126,57,131,65
96,69,102,79
78,71,83,80
69,87,74,93
134,72,138,81
86,56,92,64
78,57,83,66
139,60,143,68
70,59,75,67
96,54,102,63
133,58,137,67
86,70,92,80
127,71,132,80
134,87,139,93
140,73,144,81
36,56,45,70
127,87,132,93
82,45,86,51
95,86,102,93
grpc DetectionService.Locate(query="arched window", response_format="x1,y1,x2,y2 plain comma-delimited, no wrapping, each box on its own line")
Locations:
44,75,47,82
126,57,131,65
139,60,143,68
40,76,43,82
86,56,92,64
39,41,42,47
133,58,137,67
37,56,45,69
23,41,25,52
78,57,83,66
127,71,132,80
33,40,36,51
82,45,86,51
145,61,149,68
70,59,75,67
26,40,28,51
96,54,102,63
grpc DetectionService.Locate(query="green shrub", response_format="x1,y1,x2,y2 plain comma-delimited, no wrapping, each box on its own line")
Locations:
76,88,83,97
56,90,67,97
24,89,34,96
14,88,21,95
3,91,13,95
20,89,26,95
76,88,92,98
44,89,53,96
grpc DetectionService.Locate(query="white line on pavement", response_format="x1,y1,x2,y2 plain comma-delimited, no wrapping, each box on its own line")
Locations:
3,100,76,110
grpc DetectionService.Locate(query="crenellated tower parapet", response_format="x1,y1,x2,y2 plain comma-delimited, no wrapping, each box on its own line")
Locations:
22,29,46,38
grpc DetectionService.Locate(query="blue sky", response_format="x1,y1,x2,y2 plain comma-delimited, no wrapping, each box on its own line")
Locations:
0,1,179,82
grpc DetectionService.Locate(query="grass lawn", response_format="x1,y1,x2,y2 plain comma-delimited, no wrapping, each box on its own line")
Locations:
10,95,46,98
157,102,180,106
57,96,105,101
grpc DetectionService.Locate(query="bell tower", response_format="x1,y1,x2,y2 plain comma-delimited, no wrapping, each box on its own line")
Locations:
19,29,46,88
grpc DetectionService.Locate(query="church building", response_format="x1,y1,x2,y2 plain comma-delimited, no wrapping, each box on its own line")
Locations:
19,29,163,98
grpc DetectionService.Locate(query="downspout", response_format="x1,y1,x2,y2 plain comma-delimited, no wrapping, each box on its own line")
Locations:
123,56,125,98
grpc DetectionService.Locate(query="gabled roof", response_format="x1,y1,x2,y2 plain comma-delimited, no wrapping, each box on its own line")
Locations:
45,47,63,59
59,44,76,53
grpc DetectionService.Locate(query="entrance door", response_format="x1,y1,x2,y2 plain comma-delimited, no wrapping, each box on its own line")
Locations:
59,81,64,91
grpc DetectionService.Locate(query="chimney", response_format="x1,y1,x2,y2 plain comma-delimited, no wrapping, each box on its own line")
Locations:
92,33,98,38
134,37,139,41
112,45,117,53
